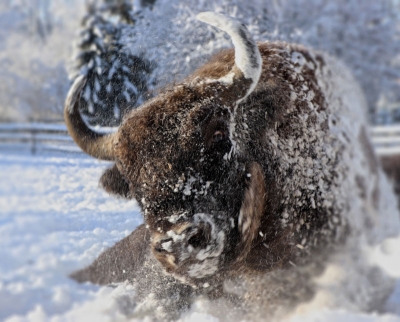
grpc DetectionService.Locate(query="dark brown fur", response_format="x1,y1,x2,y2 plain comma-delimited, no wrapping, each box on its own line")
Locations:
100,164,130,198
71,225,150,284
67,37,373,318
71,41,343,283
381,154,400,207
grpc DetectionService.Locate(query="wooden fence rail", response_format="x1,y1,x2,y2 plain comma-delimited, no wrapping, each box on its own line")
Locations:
371,125,400,156
0,122,80,155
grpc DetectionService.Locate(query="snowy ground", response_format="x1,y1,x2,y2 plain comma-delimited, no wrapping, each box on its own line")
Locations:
1,146,400,321
0,149,141,321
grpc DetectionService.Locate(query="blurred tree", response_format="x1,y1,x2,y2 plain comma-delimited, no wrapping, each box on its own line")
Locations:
72,0,155,126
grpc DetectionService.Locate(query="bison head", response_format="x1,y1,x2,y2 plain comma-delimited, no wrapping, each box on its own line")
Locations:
65,12,268,286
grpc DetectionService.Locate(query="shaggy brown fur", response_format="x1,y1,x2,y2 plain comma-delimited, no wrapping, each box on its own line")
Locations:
65,15,380,316
381,154,400,206
68,41,346,285
70,225,150,284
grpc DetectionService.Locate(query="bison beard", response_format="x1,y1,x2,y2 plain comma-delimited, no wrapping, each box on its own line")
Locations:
65,11,395,319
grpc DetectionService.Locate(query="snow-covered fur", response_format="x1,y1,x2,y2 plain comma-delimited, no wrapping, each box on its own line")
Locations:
65,12,400,318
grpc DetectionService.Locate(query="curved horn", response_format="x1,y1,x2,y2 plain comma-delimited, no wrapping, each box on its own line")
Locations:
64,75,116,161
196,12,262,101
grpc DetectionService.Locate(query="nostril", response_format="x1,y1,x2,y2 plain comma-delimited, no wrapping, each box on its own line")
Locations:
154,245,166,253
187,225,211,249
188,232,205,249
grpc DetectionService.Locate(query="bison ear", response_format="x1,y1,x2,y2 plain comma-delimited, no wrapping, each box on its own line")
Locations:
100,164,130,198
236,162,266,262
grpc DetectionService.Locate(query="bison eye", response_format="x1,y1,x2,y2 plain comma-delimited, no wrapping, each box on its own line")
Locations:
212,130,226,143
202,118,231,155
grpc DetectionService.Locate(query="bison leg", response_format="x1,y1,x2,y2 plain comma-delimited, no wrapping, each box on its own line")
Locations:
70,224,150,285
100,164,130,198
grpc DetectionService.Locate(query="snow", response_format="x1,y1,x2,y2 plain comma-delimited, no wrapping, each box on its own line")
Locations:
0,1,399,124
117,0,400,124
0,142,400,321
1,1,400,319
0,150,141,321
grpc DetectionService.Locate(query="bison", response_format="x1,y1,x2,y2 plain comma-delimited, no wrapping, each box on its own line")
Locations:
66,12,399,317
